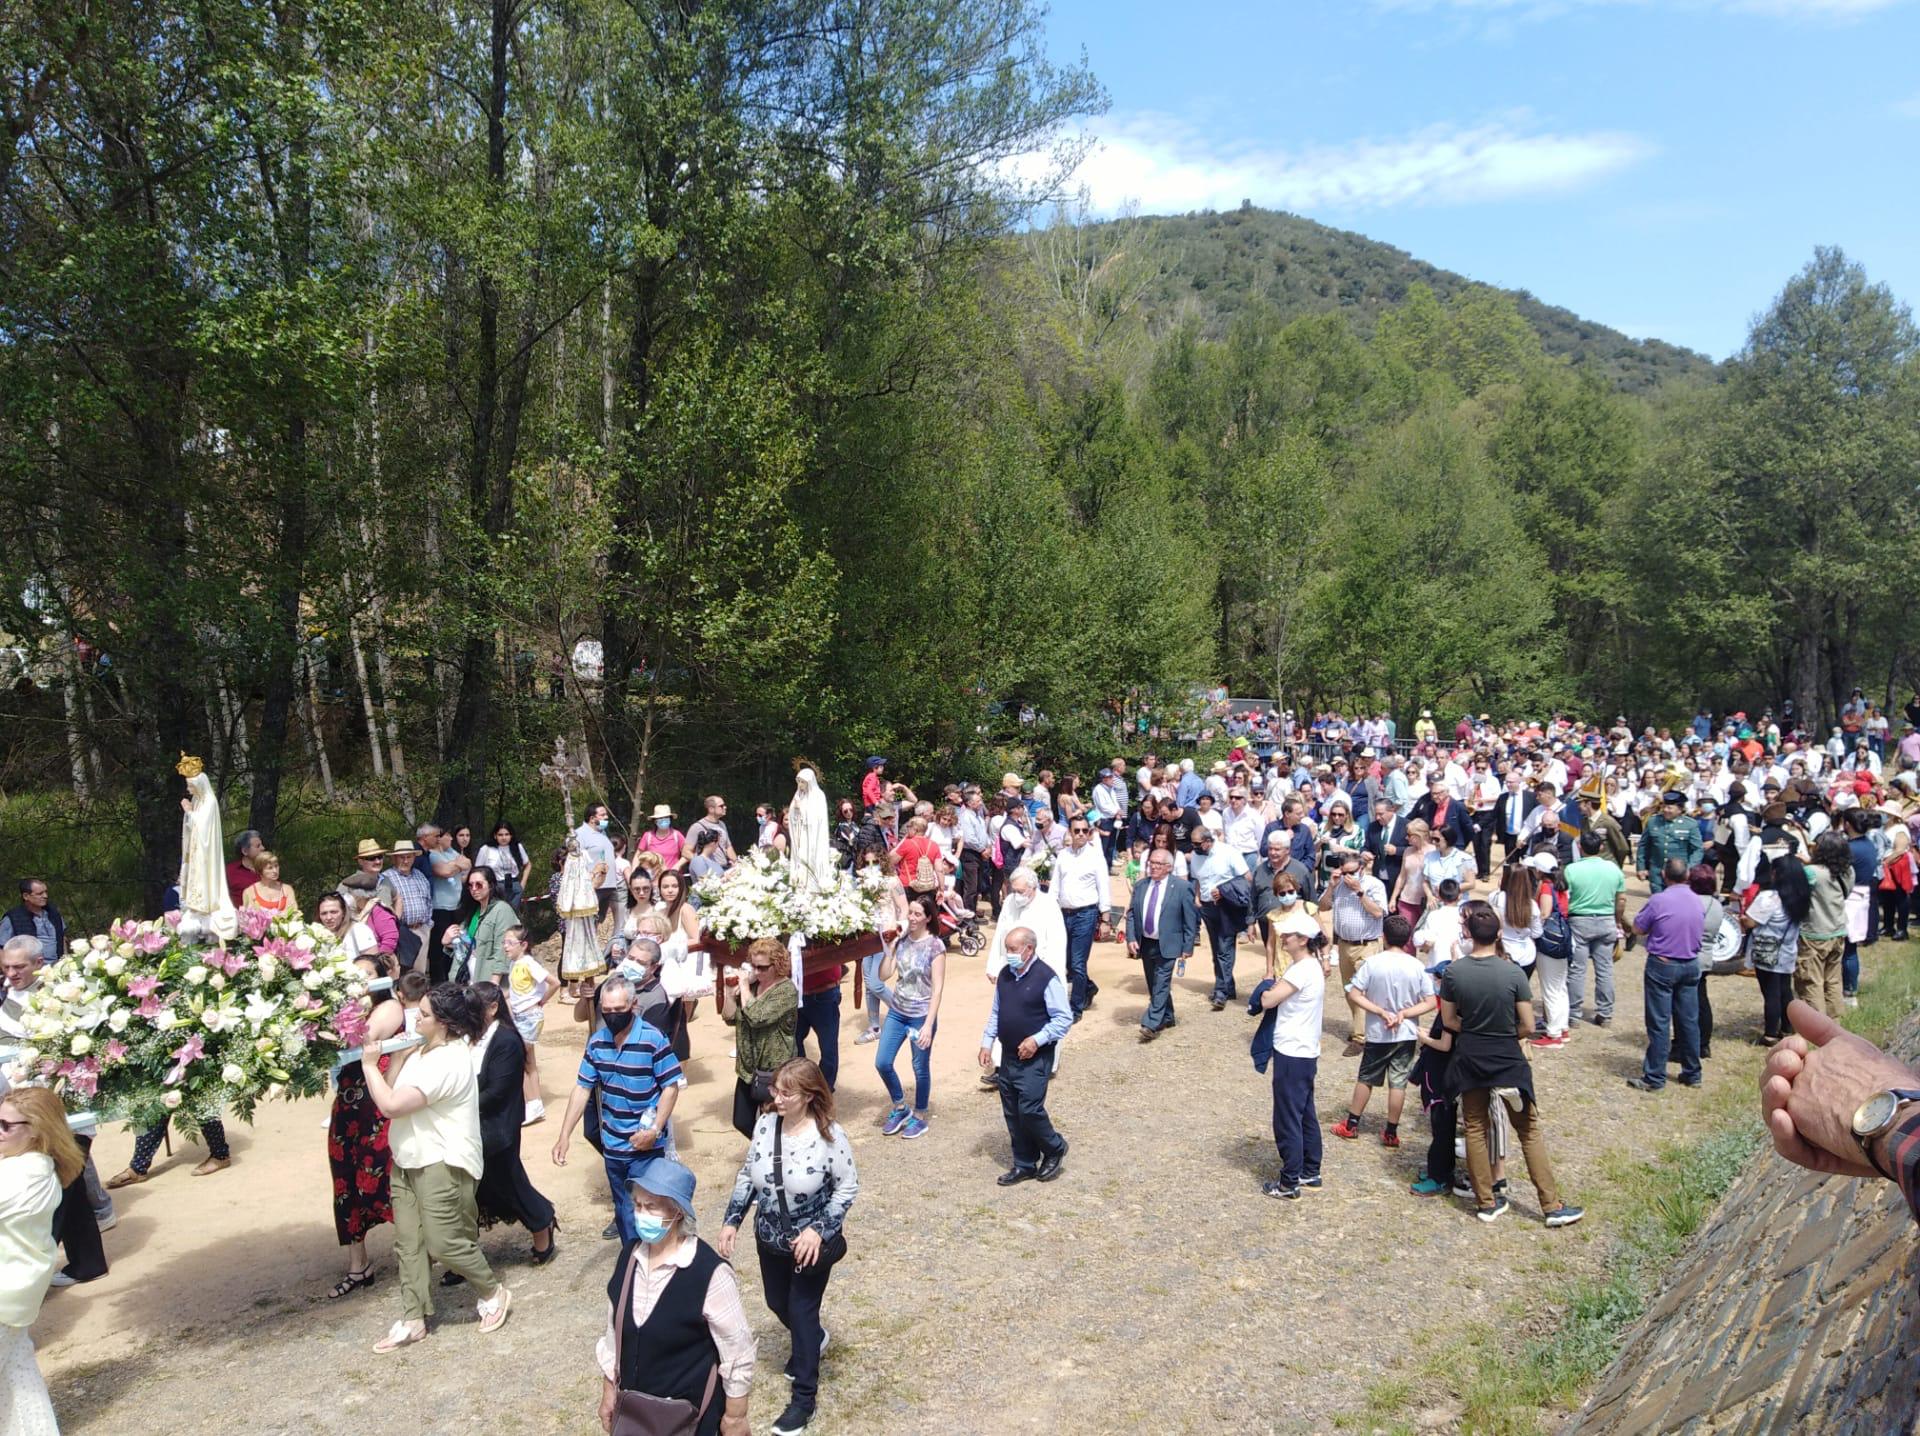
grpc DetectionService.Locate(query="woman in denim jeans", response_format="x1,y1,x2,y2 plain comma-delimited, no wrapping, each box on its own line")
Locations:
874,895,947,1140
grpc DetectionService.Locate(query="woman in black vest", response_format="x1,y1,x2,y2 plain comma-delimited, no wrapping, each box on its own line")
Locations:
597,1160,755,1436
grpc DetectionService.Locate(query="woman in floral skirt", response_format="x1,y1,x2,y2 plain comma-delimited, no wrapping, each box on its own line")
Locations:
327,951,406,1299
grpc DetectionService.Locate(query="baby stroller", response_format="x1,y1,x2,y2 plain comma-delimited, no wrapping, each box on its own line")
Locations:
936,892,986,956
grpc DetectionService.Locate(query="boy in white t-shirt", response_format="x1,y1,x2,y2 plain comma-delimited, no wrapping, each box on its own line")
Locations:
1415,879,1467,974
501,925,557,1124
1331,944,1436,1147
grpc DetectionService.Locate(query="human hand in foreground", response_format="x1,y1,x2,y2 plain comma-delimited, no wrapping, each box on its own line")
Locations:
1762,1000,1919,1180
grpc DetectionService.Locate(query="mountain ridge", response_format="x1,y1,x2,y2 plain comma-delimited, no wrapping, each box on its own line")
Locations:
1088,205,1716,392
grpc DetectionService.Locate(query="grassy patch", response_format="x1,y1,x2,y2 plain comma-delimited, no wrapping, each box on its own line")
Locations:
1423,940,1920,1435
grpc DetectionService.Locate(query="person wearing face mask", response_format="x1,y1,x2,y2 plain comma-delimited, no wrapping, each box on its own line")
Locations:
360,983,513,1350
553,975,685,1243
719,1059,858,1436
979,927,1072,1185
574,801,622,923
637,803,687,871
597,1159,757,1436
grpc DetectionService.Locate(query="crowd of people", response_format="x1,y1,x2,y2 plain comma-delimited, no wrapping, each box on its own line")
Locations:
8,694,1920,1433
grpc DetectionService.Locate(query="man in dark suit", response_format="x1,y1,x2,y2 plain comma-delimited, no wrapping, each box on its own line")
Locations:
1367,810,1414,895
1408,775,1473,853
1490,773,1539,869
1125,848,1199,1039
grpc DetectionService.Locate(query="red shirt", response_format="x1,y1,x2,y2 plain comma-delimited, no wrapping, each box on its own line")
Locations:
226,861,256,910
861,770,885,809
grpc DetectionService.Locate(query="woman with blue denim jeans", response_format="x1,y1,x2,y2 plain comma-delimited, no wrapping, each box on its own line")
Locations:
855,847,907,1044
874,897,946,1140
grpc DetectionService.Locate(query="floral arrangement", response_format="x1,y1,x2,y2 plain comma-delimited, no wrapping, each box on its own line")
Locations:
5,908,370,1134
1026,843,1058,880
693,847,882,944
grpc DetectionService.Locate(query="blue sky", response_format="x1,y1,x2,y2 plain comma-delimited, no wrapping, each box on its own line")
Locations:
1032,0,1920,358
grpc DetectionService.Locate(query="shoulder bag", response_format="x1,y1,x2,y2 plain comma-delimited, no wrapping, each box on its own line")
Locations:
608,1248,720,1436
772,1120,848,1264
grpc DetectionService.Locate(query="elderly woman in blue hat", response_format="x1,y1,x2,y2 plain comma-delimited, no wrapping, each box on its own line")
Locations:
596,1159,757,1436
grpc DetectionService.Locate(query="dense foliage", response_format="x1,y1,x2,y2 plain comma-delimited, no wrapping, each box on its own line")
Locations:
0,2,1914,908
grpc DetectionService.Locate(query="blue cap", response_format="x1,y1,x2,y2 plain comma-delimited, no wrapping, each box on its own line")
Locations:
865,755,886,769
630,1158,697,1224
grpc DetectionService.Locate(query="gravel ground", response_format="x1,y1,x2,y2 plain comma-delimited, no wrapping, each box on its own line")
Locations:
40,877,1782,1435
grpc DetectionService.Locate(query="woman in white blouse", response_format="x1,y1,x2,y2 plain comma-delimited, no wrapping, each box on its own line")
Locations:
0,1086,83,1436
719,1059,857,1436
361,983,512,1352
475,822,531,908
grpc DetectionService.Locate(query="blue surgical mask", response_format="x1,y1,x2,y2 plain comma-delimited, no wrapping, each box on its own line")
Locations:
634,1213,672,1244
597,818,609,832
656,817,671,829
1278,894,1299,908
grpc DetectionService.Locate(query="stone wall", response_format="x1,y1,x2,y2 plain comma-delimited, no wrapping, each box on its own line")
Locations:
1567,1014,1920,1435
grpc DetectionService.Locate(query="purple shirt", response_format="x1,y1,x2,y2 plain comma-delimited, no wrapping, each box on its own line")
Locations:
1632,885,1705,961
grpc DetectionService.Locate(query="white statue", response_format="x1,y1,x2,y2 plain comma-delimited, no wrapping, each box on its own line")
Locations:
787,766,834,894
175,754,238,944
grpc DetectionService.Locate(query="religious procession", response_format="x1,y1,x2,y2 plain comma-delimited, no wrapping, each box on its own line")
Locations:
7,702,1920,1433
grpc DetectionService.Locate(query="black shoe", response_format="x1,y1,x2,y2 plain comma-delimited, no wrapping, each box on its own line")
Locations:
1162,1017,1177,1029
1300,1174,1323,1189
996,1166,1037,1186
1625,1076,1662,1092
1138,1025,1158,1042
1699,1045,1712,1059
440,1269,466,1288
1676,1076,1702,1087
601,1220,620,1240
1036,1140,1068,1182
1593,1015,1611,1027
1210,998,1226,1011
771,1399,815,1435
1262,1180,1301,1200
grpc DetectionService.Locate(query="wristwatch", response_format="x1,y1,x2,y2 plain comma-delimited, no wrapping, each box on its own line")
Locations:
1850,1088,1920,1178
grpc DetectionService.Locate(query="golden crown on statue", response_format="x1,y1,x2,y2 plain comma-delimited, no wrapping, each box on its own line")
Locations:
175,752,205,779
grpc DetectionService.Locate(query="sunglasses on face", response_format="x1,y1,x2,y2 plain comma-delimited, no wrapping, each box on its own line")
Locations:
0,1118,28,1133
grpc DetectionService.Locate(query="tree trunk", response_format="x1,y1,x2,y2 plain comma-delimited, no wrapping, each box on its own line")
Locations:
60,666,90,802
301,653,336,802
346,606,387,778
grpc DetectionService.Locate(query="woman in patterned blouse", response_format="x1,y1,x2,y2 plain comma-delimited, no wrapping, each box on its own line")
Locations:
719,1058,858,1436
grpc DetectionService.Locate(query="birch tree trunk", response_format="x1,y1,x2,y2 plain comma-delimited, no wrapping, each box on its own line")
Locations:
346,608,387,778
301,653,337,802
60,659,90,802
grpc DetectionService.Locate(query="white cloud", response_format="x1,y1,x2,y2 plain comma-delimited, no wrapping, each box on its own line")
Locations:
1893,93,1920,118
1046,114,1652,216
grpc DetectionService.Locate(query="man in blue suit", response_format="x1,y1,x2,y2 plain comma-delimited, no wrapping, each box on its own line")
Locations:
1125,848,1199,1040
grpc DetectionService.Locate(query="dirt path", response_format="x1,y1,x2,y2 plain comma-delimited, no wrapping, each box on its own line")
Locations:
38,883,1777,1435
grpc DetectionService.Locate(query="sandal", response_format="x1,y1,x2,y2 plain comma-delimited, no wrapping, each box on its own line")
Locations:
477,1285,513,1333
105,1167,149,1190
530,1228,559,1265
328,1268,376,1299
373,1319,427,1353
191,1156,231,1177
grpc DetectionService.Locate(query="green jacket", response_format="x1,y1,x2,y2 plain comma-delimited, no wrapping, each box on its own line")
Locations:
725,976,798,1083
466,899,518,982
1639,814,1704,892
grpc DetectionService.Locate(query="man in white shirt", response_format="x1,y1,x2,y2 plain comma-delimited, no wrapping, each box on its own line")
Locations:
1331,940,1434,1143
1221,787,1264,858
1052,820,1110,1020
1326,853,1388,1054
574,803,620,921
1090,770,1126,868
1189,826,1252,1009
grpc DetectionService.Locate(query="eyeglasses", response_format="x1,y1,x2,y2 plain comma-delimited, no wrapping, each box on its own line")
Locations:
0,1118,30,1133
751,963,773,973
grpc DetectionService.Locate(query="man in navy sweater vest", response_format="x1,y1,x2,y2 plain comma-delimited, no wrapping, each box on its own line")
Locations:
978,926,1072,1185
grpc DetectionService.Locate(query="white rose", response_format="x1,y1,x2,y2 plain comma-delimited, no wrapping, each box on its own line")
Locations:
153,1008,179,1032
257,955,278,984
255,1037,275,1054
69,1033,92,1055
209,973,226,991
107,1009,130,1033
162,1090,183,1109
185,966,208,986
68,942,89,958
220,1063,245,1084
103,955,127,977
292,933,316,952
302,969,327,989
115,942,135,960
89,935,109,952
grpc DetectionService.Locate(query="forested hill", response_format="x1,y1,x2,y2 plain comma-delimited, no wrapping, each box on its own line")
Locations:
1085,206,1716,393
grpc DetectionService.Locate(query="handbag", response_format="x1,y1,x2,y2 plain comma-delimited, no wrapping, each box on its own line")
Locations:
749,1068,777,1106
608,1248,721,1436
772,1120,848,1264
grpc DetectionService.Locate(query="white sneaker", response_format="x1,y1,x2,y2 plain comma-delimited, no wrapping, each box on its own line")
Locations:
1846,995,1860,1009
522,1099,546,1126
49,1270,76,1288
